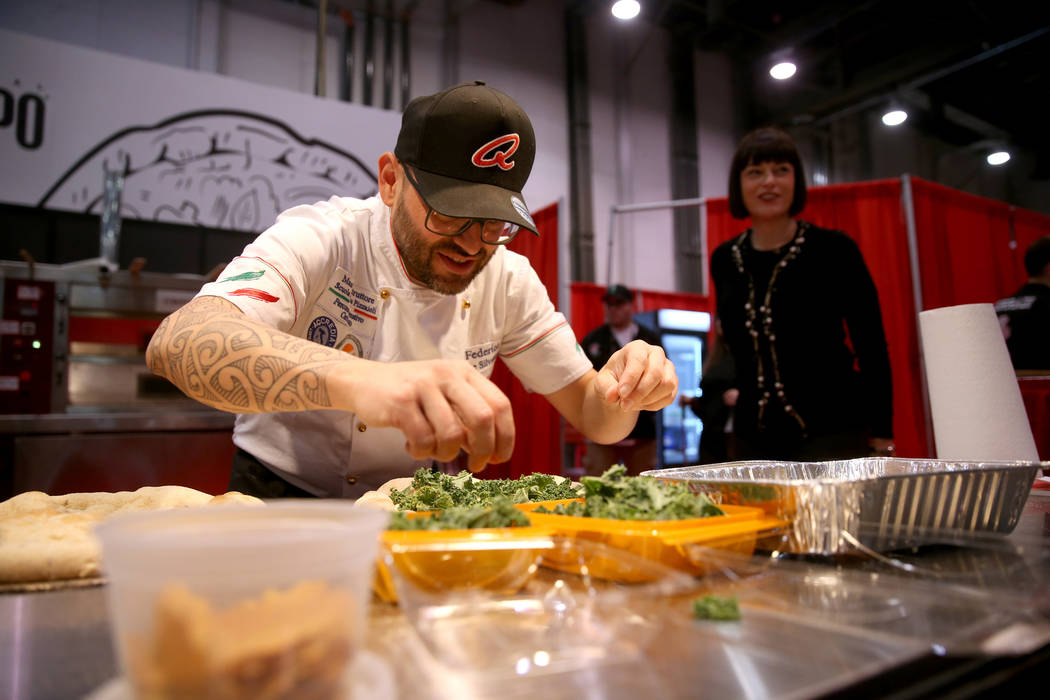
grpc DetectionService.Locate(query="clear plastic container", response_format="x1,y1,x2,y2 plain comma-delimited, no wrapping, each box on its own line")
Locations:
386,536,700,679
95,501,389,699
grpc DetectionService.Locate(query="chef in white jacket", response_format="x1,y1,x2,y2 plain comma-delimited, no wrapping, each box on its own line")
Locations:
146,81,677,498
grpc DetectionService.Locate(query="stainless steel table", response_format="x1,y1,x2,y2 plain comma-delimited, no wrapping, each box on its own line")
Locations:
4,494,1049,700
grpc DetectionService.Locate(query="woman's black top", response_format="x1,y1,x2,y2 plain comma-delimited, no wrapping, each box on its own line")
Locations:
710,221,893,444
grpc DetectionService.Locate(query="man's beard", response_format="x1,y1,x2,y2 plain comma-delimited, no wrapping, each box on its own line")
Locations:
390,192,494,295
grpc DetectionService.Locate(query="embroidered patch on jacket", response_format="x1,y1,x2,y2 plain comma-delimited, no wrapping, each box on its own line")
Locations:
228,288,279,303
464,342,500,373
220,270,266,283
339,333,365,357
307,316,339,347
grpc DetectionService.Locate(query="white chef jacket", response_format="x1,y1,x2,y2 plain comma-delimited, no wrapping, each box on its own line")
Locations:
196,195,591,497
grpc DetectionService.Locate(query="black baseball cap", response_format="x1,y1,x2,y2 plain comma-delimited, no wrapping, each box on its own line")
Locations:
602,284,634,304
394,81,538,235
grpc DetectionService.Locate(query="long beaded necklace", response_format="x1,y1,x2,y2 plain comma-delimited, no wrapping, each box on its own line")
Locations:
730,220,809,436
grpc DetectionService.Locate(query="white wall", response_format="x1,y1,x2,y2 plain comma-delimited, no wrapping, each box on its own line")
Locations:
459,0,569,224
587,13,674,291
0,0,198,67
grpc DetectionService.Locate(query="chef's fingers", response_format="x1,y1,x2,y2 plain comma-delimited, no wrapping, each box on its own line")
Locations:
434,377,495,470
630,352,679,411
606,342,649,407
592,366,622,404
418,384,468,462
398,403,439,461
460,371,515,470
439,379,496,472
620,345,675,411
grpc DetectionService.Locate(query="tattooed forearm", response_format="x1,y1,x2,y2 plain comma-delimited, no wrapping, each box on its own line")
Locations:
146,296,349,414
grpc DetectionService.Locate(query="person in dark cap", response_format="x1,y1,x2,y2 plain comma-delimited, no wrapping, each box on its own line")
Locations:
147,81,677,498
995,235,1050,371
579,284,664,475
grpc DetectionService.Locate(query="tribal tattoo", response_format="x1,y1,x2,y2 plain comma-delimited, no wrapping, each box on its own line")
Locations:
147,296,347,413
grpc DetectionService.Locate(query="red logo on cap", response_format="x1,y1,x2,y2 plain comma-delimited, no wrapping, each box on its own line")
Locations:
471,134,520,171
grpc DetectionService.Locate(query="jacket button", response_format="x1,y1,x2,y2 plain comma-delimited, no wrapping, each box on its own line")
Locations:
357,423,367,432
346,475,358,484
380,289,390,299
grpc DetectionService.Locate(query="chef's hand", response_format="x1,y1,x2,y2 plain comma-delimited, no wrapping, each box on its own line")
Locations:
338,359,514,473
592,340,678,412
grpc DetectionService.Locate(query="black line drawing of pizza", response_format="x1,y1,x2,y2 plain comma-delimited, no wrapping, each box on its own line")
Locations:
38,109,378,231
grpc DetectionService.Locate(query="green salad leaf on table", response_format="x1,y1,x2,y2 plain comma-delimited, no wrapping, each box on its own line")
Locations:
535,464,724,520
387,497,531,531
692,594,741,621
389,468,583,511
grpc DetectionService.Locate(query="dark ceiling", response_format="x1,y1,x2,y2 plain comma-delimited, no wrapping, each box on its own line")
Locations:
654,0,1050,174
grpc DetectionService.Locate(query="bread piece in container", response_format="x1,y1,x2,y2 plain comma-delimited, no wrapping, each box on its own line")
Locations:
130,579,354,700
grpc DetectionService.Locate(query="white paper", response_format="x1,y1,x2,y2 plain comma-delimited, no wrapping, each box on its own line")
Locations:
919,303,1038,461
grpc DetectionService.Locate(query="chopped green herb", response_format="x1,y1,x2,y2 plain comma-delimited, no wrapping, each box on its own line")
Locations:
535,464,724,520
389,468,583,511
692,595,740,621
387,497,531,531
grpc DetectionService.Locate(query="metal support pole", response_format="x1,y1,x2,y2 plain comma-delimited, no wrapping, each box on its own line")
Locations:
901,173,934,456
315,0,327,97
606,197,708,287
363,0,376,106
382,0,394,109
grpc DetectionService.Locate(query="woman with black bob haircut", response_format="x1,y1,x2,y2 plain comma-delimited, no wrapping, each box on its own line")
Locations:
708,127,895,461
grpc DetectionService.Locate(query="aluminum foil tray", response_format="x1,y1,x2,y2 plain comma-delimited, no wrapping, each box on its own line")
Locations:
643,458,1043,555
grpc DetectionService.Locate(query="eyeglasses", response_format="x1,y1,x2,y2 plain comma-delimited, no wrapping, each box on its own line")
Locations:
402,166,521,245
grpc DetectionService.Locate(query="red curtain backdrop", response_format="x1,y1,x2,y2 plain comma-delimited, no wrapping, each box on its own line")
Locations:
485,202,562,479
1020,377,1050,460
909,180,1050,459
910,179,1019,309
706,180,929,458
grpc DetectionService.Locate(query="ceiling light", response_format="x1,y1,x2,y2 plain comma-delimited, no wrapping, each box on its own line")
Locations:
611,0,641,20
881,109,908,127
986,151,1011,166
769,61,796,80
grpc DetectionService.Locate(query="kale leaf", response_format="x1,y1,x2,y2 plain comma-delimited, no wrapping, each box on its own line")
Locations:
387,497,532,531
692,595,741,621
389,467,583,511
535,464,724,520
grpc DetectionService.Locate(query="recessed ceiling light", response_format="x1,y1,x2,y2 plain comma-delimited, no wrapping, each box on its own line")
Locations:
881,109,908,126
986,151,1011,166
769,61,797,80
611,0,641,20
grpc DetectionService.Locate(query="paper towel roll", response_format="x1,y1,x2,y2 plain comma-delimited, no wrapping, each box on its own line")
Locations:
919,303,1038,461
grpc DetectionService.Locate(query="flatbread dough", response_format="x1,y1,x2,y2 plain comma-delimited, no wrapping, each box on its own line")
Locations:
376,478,413,497
353,477,415,511
354,491,396,511
0,486,263,584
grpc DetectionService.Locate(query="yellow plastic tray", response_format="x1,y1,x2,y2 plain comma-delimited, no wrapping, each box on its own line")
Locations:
513,498,583,512
372,525,554,603
527,505,783,582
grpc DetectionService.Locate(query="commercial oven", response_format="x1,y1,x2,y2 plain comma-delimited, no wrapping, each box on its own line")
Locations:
0,259,235,498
